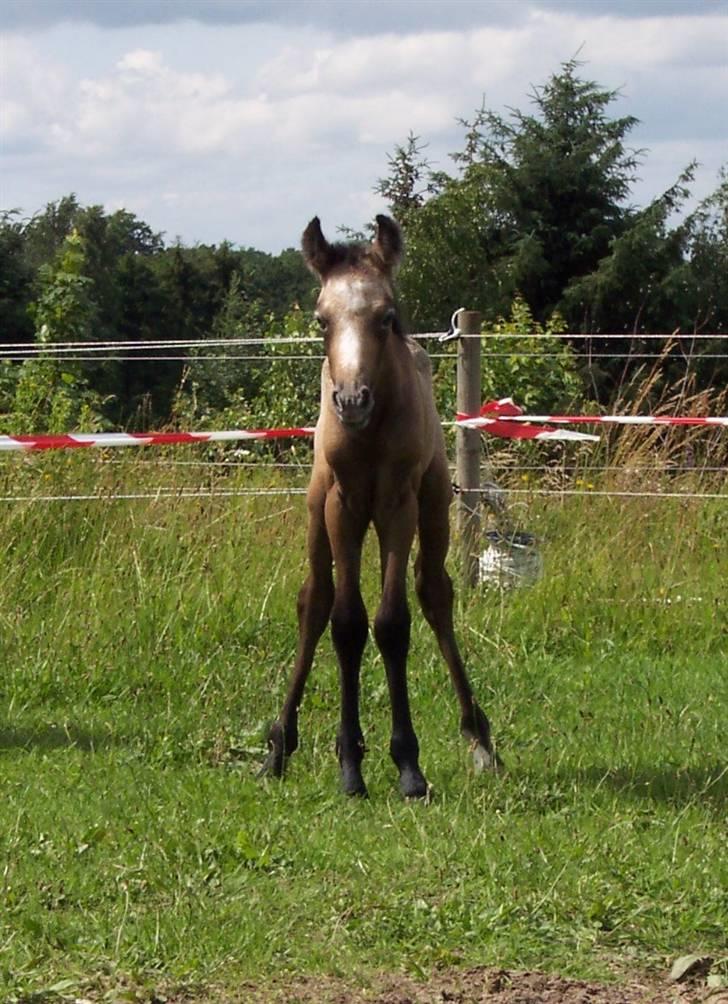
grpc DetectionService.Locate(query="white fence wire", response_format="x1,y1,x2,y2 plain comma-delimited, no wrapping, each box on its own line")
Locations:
2,329,725,363
2,487,724,504
1,328,726,505
2,331,727,354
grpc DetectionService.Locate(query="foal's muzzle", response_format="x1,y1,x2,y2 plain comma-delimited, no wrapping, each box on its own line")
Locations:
332,386,374,429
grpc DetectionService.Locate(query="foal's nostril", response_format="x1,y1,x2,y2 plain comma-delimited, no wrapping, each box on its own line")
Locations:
332,384,373,426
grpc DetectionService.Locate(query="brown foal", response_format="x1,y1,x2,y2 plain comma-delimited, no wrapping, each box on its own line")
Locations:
261,214,497,797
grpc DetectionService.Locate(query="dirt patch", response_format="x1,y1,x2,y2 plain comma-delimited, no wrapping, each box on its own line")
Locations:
216,967,726,1004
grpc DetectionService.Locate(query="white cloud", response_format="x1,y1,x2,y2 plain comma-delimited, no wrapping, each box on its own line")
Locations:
2,38,457,162
258,32,469,96
117,48,165,76
1,7,726,250
561,12,728,69
73,48,261,156
0,37,72,150
255,26,532,111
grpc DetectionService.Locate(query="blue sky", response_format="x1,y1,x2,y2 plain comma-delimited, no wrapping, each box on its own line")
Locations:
1,0,726,251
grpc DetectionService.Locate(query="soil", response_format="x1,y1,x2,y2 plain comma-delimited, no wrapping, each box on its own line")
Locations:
210,967,727,1004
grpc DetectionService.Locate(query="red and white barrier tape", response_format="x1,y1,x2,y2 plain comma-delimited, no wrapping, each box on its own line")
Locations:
457,398,727,441
0,417,592,450
1,398,725,452
0,427,315,452
456,399,599,441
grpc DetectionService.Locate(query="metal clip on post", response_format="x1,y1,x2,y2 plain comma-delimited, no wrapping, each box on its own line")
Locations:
439,307,466,343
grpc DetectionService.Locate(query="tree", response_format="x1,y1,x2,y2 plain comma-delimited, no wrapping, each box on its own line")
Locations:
379,59,642,330
563,166,727,395
375,58,727,401
188,273,267,414
375,133,432,224
13,229,104,432
678,168,728,335
21,194,81,275
32,228,97,345
0,211,34,345
466,59,641,319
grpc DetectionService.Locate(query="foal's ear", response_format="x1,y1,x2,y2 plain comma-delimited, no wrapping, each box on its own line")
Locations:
371,214,403,274
301,216,334,278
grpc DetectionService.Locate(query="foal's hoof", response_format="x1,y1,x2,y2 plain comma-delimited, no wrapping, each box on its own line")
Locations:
340,760,368,798
461,704,502,774
258,721,291,779
258,746,285,779
399,766,430,800
471,741,504,774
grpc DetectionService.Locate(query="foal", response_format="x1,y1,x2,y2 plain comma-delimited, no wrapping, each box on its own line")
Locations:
262,215,497,797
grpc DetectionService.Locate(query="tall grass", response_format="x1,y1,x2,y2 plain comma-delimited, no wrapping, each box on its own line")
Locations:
1,413,726,1001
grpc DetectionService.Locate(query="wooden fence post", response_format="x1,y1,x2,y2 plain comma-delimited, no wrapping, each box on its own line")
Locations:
455,310,482,587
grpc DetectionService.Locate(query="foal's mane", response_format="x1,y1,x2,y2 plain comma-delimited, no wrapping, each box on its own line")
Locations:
318,240,371,271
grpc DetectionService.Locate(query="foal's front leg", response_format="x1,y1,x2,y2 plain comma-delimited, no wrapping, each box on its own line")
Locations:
374,488,429,799
261,476,333,778
326,487,370,797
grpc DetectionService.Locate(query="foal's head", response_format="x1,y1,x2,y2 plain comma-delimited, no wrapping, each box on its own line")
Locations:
302,215,403,430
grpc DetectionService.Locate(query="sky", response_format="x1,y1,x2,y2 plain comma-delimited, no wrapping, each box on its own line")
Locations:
1,0,727,253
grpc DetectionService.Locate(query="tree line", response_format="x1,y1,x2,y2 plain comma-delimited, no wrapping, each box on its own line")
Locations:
1,59,725,433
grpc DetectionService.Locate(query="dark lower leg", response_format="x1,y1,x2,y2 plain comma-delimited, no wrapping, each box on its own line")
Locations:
331,591,369,797
261,572,332,778
336,672,367,797
416,561,499,770
387,680,428,799
374,599,428,798
437,628,493,750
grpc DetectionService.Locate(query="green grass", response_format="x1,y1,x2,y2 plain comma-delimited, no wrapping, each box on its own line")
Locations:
1,449,726,1001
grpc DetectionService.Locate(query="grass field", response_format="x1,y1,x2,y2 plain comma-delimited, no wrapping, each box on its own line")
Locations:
1,446,726,1002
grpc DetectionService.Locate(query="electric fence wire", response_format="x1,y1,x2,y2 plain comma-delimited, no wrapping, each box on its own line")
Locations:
1,486,725,504
2,331,727,354
3,351,727,362
87,458,728,474
2,331,725,502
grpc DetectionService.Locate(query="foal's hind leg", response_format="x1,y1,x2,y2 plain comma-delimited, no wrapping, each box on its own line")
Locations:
261,477,333,778
415,460,499,772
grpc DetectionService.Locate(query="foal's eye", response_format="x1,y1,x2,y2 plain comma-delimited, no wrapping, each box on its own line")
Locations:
381,308,396,332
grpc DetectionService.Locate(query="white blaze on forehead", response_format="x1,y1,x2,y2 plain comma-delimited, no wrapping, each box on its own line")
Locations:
335,325,364,377
323,274,385,313
320,273,390,382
